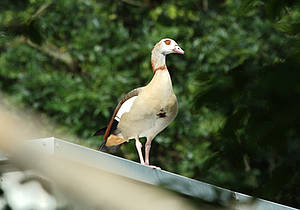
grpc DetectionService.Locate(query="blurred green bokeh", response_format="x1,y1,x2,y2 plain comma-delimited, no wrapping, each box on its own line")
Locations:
0,0,299,208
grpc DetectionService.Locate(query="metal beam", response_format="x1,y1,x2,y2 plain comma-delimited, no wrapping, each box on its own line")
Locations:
29,137,297,210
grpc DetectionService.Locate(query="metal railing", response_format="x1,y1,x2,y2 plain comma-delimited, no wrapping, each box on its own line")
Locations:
26,137,297,210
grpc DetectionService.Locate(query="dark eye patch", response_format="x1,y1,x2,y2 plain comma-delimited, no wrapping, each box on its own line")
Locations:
164,40,171,45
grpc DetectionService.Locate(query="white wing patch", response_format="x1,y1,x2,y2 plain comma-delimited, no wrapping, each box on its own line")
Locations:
115,96,137,122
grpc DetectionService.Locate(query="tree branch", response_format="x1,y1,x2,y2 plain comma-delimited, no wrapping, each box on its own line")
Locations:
202,0,208,11
29,0,55,22
120,0,147,7
26,38,73,67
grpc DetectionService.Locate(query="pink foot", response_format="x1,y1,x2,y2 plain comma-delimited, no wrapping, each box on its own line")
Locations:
143,163,161,170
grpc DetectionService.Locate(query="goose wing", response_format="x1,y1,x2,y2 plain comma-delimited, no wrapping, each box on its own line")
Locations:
94,87,143,140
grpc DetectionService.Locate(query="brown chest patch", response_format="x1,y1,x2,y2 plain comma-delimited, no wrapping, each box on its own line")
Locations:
157,111,167,118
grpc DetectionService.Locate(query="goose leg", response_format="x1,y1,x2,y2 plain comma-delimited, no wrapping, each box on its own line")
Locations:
145,137,152,165
145,137,160,169
135,137,145,164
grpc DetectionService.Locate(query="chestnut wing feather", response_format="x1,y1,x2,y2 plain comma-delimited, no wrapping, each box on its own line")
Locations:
103,87,143,140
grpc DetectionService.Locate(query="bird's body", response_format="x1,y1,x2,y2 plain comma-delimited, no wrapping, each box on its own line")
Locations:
94,38,184,168
118,70,178,140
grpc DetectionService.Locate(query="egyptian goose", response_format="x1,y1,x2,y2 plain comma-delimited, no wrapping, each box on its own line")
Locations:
94,38,184,168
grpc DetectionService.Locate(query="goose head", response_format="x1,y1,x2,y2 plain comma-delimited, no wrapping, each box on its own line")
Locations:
151,38,184,72
157,38,184,55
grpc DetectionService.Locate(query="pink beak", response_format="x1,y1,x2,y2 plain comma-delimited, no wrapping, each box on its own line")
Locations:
173,46,184,54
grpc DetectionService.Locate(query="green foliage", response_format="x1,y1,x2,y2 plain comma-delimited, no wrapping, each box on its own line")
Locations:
0,0,299,207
